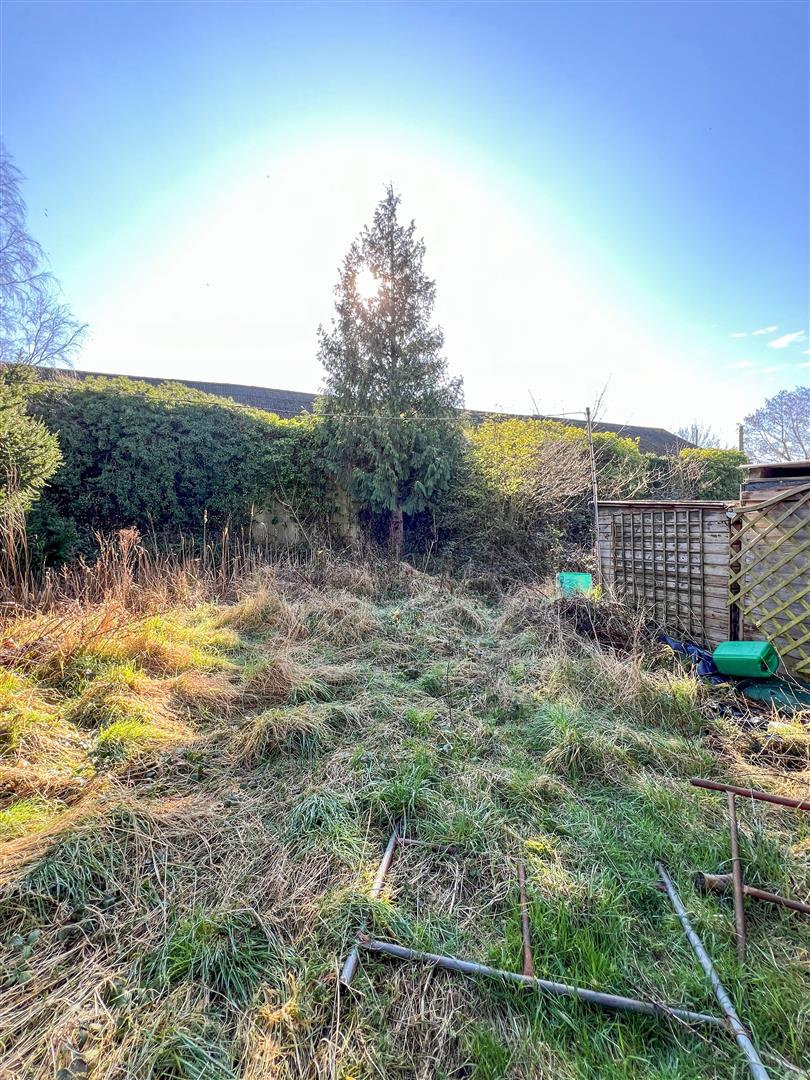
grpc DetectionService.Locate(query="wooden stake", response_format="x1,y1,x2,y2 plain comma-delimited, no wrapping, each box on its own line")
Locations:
727,792,747,963
518,862,534,978
586,406,601,584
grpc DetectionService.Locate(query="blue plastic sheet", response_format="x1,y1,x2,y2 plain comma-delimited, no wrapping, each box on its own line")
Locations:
659,634,724,682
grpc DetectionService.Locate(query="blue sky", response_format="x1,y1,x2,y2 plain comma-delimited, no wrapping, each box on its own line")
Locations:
2,0,808,442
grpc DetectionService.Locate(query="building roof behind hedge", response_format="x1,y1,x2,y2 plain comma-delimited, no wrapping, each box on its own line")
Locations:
34,367,692,454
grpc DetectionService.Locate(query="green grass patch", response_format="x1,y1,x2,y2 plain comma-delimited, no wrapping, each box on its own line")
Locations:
140,908,288,1004
0,796,63,840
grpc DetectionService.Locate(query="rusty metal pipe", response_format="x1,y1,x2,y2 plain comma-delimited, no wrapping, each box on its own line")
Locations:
656,863,769,1080
727,792,747,963
359,938,723,1027
340,825,400,987
517,862,534,978
690,779,810,812
695,873,810,916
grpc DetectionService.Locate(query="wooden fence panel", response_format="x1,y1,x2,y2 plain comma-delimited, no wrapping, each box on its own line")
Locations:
597,501,731,648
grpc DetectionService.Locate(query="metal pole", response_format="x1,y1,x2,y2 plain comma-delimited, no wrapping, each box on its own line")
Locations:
517,862,534,978
586,406,601,584
690,778,810,812
359,938,722,1027
656,863,770,1080
695,873,810,917
727,792,747,963
340,825,399,986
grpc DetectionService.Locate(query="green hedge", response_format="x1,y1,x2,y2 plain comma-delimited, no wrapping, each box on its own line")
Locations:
421,419,646,576
646,447,745,501
17,373,745,571
26,375,331,559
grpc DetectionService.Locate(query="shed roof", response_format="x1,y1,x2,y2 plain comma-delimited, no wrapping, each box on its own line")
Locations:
599,500,732,509
742,460,810,480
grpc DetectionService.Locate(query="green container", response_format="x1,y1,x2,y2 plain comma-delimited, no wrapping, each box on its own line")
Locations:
556,572,593,597
712,640,780,679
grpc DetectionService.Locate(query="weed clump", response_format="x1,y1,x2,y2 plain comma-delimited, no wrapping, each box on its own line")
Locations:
214,586,301,637
284,789,364,860
359,751,440,824
231,705,328,766
522,702,712,783
0,796,63,840
241,654,329,707
742,718,810,772
499,587,652,653
140,909,287,1004
541,648,704,734
131,1016,237,1080
94,715,187,765
11,806,150,914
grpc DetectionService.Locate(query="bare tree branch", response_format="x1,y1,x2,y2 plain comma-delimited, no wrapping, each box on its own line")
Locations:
743,387,809,463
675,421,721,448
0,142,86,367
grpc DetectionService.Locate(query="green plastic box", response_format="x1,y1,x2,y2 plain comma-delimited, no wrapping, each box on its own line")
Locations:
556,572,593,597
712,640,780,679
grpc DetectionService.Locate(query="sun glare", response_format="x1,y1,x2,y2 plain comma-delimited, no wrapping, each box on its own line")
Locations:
356,266,379,302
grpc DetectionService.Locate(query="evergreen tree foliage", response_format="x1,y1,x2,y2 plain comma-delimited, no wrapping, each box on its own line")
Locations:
0,364,62,515
317,187,463,552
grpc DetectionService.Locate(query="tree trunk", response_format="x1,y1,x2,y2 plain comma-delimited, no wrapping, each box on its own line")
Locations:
389,505,404,558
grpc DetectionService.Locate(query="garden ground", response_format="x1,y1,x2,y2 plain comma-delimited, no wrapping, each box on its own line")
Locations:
0,553,808,1079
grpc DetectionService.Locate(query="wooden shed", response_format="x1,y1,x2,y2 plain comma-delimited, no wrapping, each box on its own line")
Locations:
729,460,810,679
597,466,810,680
597,500,733,649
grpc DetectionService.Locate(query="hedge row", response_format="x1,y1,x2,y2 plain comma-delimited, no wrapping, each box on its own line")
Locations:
25,375,331,561
16,372,745,568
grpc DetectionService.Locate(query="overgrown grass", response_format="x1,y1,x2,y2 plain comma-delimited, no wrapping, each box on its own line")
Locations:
0,796,63,840
140,909,289,1004
1,553,808,1078
231,705,330,766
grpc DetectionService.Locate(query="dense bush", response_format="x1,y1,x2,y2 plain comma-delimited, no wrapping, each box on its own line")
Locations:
469,417,649,501
428,421,744,577
672,447,745,499
427,419,649,576
424,445,565,579
647,447,745,500
26,374,331,559
0,365,63,517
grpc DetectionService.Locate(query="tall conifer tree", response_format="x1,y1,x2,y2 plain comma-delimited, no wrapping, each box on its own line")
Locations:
317,187,463,553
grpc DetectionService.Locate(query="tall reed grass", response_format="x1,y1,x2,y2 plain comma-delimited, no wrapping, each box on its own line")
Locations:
1,520,314,614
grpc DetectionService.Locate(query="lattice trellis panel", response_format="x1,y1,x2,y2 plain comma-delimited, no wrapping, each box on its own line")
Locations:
598,502,731,648
728,484,810,678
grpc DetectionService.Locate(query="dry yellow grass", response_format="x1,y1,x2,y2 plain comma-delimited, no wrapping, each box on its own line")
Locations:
231,706,330,766
0,553,807,1080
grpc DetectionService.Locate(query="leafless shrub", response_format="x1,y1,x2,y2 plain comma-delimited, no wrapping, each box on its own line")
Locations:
0,144,86,367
